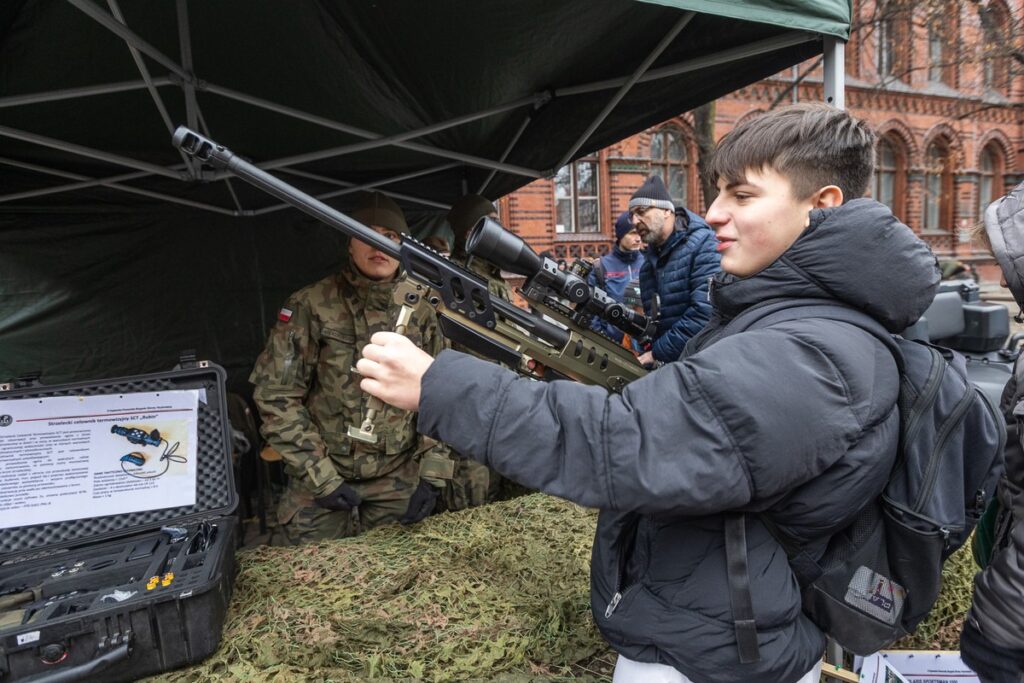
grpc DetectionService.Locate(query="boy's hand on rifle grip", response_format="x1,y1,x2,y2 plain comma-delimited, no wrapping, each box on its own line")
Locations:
358,332,434,412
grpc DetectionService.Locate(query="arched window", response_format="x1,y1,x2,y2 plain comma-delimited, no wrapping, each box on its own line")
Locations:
978,145,1005,218
924,142,954,231
649,127,689,207
877,18,895,77
981,1,1012,94
875,139,896,209
927,19,945,84
554,157,600,233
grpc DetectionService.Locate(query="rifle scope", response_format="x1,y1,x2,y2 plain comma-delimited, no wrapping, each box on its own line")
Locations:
466,217,654,340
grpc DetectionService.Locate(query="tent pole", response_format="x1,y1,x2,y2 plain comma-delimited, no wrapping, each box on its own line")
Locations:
281,169,450,210
557,31,815,97
204,83,544,178
0,79,174,109
554,11,694,172
105,0,196,178
0,158,234,214
0,125,187,180
176,0,200,131
822,37,846,110
251,163,458,216
477,112,534,196
65,0,192,83
287,94,547,160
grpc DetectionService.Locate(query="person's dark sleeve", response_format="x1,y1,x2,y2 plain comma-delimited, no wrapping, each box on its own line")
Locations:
651,231,719,362
418,326,873,516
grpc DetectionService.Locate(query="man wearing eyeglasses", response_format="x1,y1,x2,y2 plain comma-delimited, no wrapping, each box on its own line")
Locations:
629,175,720,365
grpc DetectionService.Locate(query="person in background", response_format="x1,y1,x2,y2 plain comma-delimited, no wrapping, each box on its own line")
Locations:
630,175,720,365
588,211,646,345
959,180,1024,683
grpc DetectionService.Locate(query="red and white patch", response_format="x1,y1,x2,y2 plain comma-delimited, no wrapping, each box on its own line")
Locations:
278,307,293,323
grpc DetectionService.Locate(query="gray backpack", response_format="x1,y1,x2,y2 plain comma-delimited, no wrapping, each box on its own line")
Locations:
709,299,1006,659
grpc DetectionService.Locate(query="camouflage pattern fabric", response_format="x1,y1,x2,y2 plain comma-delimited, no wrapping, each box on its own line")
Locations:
273,457,421,545
250,264,450,540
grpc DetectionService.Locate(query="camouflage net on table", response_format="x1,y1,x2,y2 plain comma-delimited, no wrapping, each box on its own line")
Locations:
144,493,979,683
144,494,614,683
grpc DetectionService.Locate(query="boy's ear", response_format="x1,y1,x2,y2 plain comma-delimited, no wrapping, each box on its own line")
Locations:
814,185,844,208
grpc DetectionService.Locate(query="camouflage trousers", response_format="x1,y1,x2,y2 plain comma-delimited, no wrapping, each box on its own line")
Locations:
437,455,502,513
273,457,420,545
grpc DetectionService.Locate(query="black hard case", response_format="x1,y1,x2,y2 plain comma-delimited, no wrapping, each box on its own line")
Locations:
0,361,237,682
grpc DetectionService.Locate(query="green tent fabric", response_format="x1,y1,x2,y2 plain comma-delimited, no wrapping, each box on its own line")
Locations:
0,0,850,390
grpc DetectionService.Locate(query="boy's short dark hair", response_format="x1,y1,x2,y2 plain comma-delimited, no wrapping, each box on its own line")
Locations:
707,103,877,201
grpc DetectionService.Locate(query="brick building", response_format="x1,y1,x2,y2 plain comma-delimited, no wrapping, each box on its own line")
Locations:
496,0,1022,284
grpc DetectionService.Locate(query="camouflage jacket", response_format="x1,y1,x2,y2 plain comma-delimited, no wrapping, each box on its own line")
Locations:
250,265,448,496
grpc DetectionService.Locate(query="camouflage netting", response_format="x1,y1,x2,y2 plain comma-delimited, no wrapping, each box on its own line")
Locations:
144,494,615,683
143,494,978,683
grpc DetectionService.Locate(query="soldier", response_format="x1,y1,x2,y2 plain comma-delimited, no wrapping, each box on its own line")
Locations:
434,194,509,511
250,191,452,544
448,194,514,302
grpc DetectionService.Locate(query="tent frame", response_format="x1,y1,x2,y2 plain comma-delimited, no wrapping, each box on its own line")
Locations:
0,0,845,215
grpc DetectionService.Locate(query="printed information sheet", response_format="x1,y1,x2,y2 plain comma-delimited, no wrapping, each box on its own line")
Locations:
0,390,200,529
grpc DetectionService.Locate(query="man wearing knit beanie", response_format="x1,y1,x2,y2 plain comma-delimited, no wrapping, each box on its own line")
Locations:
249,189,453,544
629,174,720,365
587,211,645,345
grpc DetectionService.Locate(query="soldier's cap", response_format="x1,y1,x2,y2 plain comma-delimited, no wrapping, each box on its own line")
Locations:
351,191,409,235
447,194,496,240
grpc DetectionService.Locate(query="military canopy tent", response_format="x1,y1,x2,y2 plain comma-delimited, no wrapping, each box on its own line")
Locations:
0,0,850,389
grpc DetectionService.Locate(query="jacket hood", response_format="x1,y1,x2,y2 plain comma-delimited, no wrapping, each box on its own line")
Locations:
984,180,1024,308
712,198,940,332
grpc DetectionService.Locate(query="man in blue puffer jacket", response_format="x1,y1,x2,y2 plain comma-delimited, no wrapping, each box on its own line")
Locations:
588,211,646,345
356,104,940,683
629,175,720,365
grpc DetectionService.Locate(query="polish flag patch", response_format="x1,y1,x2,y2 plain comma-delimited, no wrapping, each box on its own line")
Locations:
278,307,293,323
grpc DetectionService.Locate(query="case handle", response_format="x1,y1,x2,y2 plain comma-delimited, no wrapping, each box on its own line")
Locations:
20,641,131,683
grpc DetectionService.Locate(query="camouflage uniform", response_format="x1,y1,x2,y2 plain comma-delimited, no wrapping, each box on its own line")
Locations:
250,265,451,544
434,250,509,512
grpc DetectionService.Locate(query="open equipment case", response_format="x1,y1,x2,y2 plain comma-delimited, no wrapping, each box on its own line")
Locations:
0,356,237,682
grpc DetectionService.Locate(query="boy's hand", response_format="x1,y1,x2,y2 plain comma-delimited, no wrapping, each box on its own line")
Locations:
357,332,434,411
637,350,655,366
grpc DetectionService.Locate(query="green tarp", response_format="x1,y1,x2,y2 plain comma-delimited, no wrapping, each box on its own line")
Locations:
0,0,850,389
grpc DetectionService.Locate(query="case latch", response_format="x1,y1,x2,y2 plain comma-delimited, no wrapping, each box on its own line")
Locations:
178,349,198,369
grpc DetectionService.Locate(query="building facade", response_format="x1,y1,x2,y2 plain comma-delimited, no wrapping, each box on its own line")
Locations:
497,0,1022,284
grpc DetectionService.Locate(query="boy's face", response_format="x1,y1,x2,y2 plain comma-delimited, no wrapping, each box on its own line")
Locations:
705,167,830,278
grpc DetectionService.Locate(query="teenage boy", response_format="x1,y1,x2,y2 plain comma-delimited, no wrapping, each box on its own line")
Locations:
588,211,646,345
959,180,1024,683
355,104,940,683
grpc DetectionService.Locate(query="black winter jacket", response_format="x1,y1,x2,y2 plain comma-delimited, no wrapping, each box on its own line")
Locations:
639,208,720,362
969,180,1024,653
417,199,939,683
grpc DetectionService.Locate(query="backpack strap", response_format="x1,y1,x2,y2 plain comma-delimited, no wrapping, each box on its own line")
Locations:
724,514,761,663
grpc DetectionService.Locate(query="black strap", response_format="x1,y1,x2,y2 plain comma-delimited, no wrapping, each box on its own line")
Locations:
724,514,760,663
716,298,902,664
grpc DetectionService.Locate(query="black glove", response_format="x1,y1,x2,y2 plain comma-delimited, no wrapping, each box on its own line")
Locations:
399,479,440,525
314,482,362,511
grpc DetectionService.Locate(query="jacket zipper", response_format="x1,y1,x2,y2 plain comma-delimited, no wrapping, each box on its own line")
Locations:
914,385,976,513
605,520,640,619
